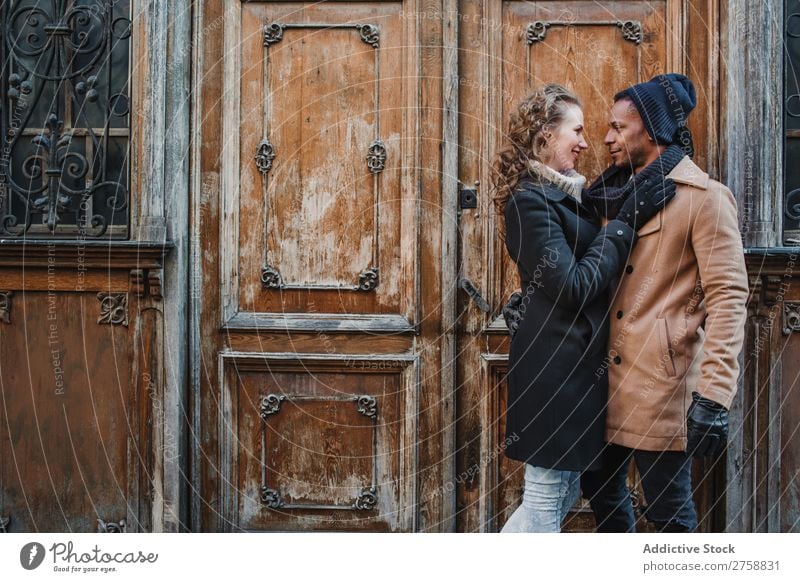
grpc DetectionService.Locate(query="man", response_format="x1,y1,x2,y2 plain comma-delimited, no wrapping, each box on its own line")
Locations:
503,74,748,532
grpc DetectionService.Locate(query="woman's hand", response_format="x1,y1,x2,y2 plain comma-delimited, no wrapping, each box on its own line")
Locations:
502,291,523,337
616,178,677,231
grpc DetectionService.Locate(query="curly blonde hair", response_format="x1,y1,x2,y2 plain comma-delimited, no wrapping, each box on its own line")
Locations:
490,84,581,238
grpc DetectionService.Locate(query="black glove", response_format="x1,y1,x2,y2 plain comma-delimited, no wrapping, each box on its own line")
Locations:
616,178,677,231
686,391,729,458
502,292,523,337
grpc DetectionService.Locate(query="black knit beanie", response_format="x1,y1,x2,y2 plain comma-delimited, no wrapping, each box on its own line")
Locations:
615,73,697,145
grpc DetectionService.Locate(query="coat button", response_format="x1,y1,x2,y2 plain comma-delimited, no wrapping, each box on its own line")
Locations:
616,229,624,236
613,355,622,365
625,265,634,274
616,310,623,319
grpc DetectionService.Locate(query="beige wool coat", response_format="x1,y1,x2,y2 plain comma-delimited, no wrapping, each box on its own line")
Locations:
603,156,749,451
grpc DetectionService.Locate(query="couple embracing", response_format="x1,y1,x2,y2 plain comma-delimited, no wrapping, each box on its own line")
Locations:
491,75,748,533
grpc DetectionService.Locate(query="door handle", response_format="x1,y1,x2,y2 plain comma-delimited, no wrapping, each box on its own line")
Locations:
459,278,490,313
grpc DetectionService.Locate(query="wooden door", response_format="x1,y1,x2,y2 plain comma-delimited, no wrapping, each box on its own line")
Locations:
192,1,455,531
454,0,721,532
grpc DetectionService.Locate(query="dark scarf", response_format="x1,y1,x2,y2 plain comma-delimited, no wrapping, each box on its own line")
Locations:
583,143,686,219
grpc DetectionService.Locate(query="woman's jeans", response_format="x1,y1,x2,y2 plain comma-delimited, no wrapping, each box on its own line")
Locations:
500,464,581,532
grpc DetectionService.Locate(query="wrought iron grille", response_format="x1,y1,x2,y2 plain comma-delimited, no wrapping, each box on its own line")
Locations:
0,0,131,238
786,0,800,242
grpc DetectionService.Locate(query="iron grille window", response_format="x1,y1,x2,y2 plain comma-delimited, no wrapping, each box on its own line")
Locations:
787,0,800,243
0,0,131,239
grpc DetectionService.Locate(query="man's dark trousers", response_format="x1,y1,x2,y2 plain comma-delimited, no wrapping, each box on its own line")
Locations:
580,443,698,532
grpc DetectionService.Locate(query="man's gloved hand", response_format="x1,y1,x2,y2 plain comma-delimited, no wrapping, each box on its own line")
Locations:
616,177,677,231
502,291,523,337
686,391,729,458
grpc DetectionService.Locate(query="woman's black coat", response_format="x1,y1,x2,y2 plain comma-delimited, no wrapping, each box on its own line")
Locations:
503,172,635,471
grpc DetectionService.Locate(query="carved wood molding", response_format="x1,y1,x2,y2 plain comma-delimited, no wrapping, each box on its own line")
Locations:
131,269,145,298
747,275,762,308
148,270,163,300
263,22,380,48
97,293,128,326
258,392,380,511
260,265,380,291
254,21,384,293
784,304,800,334
254,139,276,175
0,240,173,270
224,350,419,374
737,249,794,531
366,140,387,174
526,20,643,44
130,269,164,300
745,249,799,317
0,290,12,323
744,247,800,275
97,518,126,533
258,393,378,420
223,312,417,334
217,351,419,531
762,275,786,307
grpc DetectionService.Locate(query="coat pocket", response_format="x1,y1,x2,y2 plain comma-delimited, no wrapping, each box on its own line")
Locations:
656,317,677,378
580,308,604,356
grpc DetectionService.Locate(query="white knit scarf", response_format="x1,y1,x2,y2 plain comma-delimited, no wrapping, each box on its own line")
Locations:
526,160,587,202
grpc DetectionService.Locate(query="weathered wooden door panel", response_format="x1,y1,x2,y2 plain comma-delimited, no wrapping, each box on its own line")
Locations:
220,354,417,531
195,0,448,532
0,244,168,533
455,0,720,532
0,293,130,531
502,1,666,179
226,2,418,329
